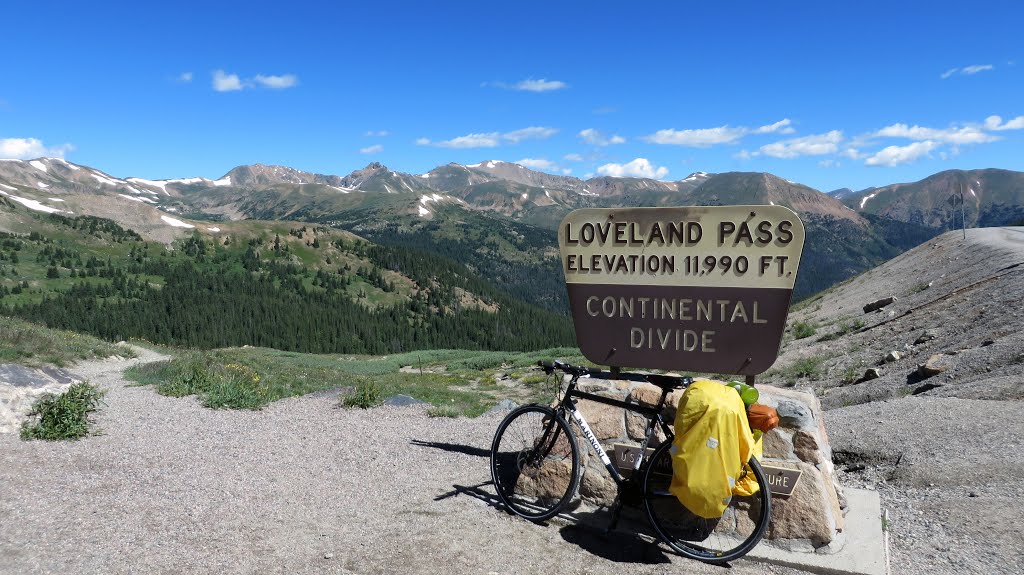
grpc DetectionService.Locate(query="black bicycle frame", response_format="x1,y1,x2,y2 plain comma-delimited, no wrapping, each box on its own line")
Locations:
558,377,676,489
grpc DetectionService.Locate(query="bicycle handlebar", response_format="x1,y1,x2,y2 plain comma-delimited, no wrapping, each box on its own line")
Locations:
538,360,594,377
538,360,692,389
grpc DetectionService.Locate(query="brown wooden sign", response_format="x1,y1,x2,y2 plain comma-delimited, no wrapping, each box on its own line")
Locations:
558,206,805,374
760,464,803,497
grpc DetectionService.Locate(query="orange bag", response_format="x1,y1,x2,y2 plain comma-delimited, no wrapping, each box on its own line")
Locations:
746,404,779,433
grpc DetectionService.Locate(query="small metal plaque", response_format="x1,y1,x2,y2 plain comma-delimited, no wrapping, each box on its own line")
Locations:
612,443,672,476
761,465,803,497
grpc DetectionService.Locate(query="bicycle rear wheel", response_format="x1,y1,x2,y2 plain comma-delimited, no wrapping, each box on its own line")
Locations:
642,440,771,564
490,405,579,522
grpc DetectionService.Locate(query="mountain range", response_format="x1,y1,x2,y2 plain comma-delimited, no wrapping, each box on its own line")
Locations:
2,156,1023,308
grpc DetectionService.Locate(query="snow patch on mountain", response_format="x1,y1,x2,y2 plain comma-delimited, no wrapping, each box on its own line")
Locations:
29,160,47,173
160,215,194,228
0,191,64,213
418,205,430,217
0,183,15,191
119,193,156,204
212,176,231,187
91,173,124,186
47,158,79,170
860,191,880,209
36,181,50,189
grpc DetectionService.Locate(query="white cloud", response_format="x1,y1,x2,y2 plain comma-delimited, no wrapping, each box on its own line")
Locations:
563,153,584,162
841,148,865,160
179,72,193,82
418,126,557,148
365,130,390,137
758,130,843,159
963,64,994,75
253,74,298,89
212,70,298,91
515,158,558,171
941,64,994,79
417,133,500,148
0,137,74,159
562,168,572,175
212,70,244,92
596,158,669,179
753,119,796,134
643,118,793,147
578,128,625,146
513,78,568,92
865,141,939,167
643,125,746,147
818,159,841,168
873,123,996,144
503,126,558,143
984,115,1024,131
359,144,383,154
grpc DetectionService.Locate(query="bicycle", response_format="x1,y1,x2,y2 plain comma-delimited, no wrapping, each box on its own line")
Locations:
489,360,771,564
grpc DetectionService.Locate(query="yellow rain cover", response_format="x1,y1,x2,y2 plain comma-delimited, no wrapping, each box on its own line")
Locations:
669,380,758,518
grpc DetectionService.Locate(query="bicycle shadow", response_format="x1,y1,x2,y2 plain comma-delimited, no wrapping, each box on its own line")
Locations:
558,508,672,565
411,438,672,565
410,439,490,458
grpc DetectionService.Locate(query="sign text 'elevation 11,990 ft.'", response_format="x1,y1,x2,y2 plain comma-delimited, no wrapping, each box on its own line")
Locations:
558,206,806,374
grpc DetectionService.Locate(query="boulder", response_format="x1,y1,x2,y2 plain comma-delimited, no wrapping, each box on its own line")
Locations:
917,354,954,378
483,399,518,416
857,367,881,383
383,394,426,407
883,351,902,363
863,296,897,313
914,329,939,345
765,460,841,547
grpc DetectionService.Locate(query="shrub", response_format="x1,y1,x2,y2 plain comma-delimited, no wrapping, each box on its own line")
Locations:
20,382,106,441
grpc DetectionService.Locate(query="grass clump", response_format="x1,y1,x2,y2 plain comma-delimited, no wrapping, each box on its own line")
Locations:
791,321,817,340
0,316,133,367
343,381,383,409
127,352,270,409
791,356,826,379
816,319,866,342
20,382,106,441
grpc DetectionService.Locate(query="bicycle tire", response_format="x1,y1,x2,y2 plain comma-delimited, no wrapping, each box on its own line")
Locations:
490,405,580,522
642,440,771,564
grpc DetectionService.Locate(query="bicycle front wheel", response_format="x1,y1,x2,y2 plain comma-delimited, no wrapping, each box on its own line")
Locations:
642,440,771,564
490,405,580,522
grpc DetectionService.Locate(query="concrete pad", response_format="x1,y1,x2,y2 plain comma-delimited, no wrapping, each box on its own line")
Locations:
745,487,887,575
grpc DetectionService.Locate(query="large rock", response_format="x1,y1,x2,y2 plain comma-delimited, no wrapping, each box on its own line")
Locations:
576,400,625,441
863,296,897,313
917,354,954,378
766,460,841,548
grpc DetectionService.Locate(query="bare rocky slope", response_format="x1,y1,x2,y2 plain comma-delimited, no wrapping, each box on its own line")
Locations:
761,226,1024,574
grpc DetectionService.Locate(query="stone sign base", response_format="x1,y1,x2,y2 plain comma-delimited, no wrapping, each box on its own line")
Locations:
554,374,847,553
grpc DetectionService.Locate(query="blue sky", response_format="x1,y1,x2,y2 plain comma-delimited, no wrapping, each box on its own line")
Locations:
2,0,1022,191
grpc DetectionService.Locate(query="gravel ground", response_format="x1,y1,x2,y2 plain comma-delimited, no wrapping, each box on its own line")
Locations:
828,397,1024,575
1,349,807,575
